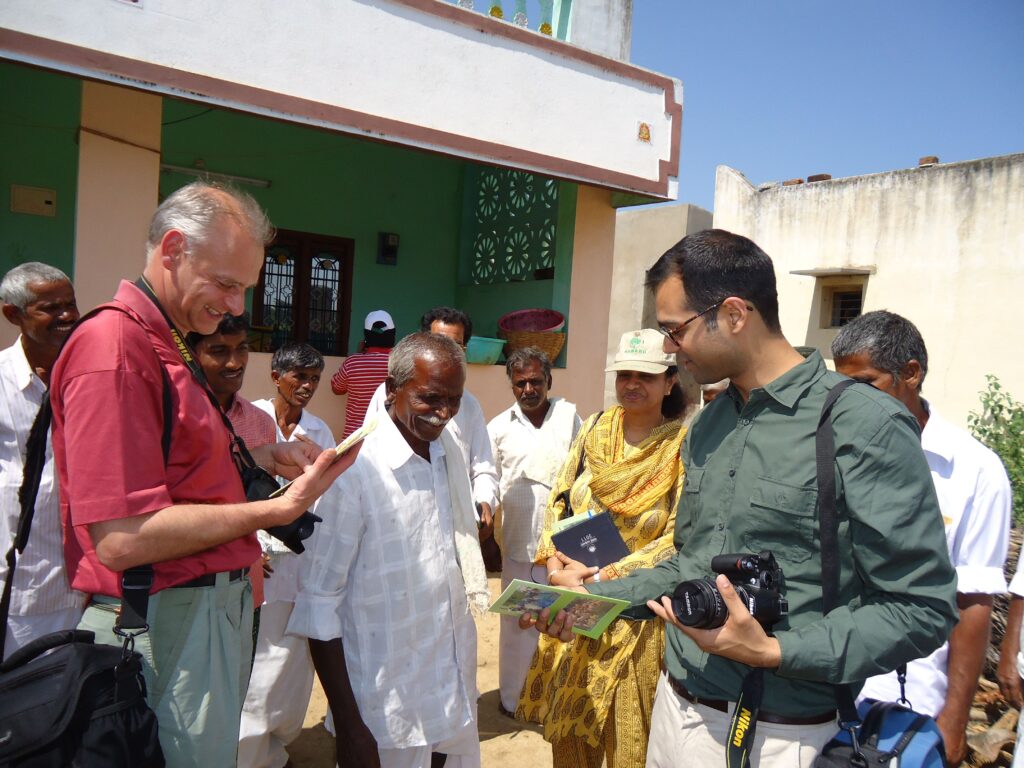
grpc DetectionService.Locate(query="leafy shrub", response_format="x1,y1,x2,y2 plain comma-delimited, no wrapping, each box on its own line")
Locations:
968,375,1024,525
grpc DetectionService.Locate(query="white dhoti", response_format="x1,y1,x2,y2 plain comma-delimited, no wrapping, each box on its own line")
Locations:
498,559,540,713
237,596,314,768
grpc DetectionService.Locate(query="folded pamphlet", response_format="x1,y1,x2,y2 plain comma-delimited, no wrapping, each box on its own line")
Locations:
268,416,377,499
489,578,630,639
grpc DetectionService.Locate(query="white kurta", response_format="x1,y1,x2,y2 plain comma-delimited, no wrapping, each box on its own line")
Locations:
0,338,85,658
238,399,335,768
487,396,581,712
858,404,1011,716
288,412,478,754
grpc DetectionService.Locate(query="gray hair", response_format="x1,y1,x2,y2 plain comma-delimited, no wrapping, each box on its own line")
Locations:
831,310,929,390
0,262,72,309
388,332,465,390
147,181,274,261
505,346,552,382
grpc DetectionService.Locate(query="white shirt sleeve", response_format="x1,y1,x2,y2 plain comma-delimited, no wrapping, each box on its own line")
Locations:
949,458,1012,594
461,393,499,510
287,477,365,640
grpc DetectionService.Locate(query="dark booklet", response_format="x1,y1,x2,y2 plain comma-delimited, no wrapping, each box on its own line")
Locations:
551,512,629,569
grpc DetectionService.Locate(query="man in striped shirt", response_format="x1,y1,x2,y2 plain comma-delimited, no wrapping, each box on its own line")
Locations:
0,262,86,659
331,309,395,438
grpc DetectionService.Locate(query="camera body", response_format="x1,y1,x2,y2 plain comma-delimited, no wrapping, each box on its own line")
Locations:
241,464,321,554
671,550,787,630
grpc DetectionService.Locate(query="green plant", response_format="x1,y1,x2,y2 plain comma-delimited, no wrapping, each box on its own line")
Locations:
968,375,1024,526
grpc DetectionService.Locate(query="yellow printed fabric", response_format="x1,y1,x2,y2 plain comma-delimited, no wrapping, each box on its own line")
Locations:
516,406,685,765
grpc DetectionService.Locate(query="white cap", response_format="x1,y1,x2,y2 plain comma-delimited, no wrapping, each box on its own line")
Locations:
364,310,395,331
605,329,676,373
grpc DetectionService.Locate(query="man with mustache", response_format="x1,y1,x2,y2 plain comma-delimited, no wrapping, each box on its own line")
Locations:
0,262,85,658
487,347,581,716
289,332,488,768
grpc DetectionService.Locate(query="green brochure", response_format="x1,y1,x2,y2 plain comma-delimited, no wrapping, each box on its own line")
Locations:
489,578,631,640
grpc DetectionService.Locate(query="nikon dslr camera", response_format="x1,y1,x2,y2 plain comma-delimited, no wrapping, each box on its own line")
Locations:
671,550,787,630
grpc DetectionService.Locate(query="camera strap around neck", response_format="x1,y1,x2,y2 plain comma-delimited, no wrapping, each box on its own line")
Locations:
133,277,261,474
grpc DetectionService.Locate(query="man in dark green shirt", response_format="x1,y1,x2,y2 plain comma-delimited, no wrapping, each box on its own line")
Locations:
527,230,957,767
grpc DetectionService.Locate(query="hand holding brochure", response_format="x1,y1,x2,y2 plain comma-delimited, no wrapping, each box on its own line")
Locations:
268,416,377,499
489,578,630,639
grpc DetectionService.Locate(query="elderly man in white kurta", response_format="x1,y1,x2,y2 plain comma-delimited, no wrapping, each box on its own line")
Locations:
0,262,85,660
289,332,488,768
487,348,581,715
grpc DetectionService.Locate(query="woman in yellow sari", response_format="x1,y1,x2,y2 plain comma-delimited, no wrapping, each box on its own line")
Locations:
516,329,688,768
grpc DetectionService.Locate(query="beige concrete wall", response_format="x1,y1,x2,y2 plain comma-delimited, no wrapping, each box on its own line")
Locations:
241,184,621,438
605,202,713,408
713,154,1024,426
74,82,161,313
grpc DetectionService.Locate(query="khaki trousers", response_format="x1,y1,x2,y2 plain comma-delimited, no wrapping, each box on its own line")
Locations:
645,674,837,768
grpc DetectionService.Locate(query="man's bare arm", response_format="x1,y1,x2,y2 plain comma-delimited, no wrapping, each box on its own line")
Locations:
998,595,1024,707
936,594,993,766
89,444,359,570
309,637,379,768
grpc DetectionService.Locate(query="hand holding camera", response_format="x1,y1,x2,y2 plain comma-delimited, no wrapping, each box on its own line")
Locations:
647,550,786,669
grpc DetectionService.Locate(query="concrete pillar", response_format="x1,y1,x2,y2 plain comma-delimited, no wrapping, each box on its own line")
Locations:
73,81,161,313
566,0,633,61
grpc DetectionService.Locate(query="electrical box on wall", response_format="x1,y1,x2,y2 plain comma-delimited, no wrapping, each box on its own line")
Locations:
11,185,57,217
377,232,399,266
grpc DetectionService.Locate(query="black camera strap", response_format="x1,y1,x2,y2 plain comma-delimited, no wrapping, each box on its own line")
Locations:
726,667,764,768
132,277,263,478
815,380,862,737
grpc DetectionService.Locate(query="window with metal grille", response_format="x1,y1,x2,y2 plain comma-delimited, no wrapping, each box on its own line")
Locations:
829,288,863,327
251,229,354,356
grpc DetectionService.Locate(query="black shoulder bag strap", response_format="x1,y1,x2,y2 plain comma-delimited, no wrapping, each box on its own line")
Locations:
0,304,174,656
815,379,862,738
555,410,603,521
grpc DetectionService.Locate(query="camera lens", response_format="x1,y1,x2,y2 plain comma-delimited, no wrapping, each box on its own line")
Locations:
671,578,727,629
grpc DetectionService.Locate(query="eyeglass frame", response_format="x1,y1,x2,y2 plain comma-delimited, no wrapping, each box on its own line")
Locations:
657,299,755,345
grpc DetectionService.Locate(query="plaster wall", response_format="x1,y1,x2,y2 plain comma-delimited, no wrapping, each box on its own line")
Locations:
568,0,633,61
1,0,678,197
73,83,161,315
713,155,1024,426
605,202,712,408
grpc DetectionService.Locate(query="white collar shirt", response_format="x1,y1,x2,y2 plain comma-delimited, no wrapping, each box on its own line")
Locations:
252,399,336,599
858,402,1011,716
487,397,581,562
0,339,85,616
287,412,477,749
365,382,499,510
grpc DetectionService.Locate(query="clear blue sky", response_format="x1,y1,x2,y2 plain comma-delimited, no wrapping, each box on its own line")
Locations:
629,1,1024,211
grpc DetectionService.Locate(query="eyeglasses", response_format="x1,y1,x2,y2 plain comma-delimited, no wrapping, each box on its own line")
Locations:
657,301,724,345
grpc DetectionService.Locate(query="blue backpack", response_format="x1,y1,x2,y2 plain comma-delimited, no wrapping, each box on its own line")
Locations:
815,698,945,768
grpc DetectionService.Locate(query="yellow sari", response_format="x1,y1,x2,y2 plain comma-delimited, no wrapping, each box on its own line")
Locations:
516,406,686,767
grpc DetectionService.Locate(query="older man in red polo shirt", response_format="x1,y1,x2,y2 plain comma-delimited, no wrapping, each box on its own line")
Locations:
49,181,358,768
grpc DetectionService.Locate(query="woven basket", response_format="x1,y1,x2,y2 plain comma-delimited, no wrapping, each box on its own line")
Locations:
500,329,566,361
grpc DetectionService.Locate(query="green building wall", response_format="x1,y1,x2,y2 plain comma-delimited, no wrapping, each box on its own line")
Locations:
0,62,80,278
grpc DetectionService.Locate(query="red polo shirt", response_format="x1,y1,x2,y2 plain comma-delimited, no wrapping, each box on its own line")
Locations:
51,280,260,596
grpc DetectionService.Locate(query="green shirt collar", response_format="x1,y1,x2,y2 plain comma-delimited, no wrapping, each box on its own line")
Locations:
726,347,827,410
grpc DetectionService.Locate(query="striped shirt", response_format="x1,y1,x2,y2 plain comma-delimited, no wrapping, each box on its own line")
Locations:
330,348,391,439
0,339,86,616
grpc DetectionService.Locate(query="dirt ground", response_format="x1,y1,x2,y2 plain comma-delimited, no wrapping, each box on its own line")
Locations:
286,576,554,768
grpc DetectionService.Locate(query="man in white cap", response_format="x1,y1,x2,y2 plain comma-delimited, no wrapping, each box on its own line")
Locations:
331,309,396,438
